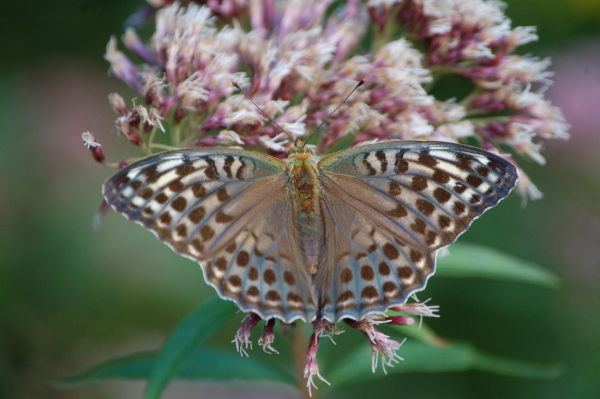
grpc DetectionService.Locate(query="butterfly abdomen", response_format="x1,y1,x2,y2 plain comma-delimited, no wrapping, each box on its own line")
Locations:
288,152,323,274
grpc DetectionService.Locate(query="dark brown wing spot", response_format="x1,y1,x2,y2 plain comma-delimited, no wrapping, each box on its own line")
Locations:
361,286,379,300
192,183,207,198
227,275,242,287
169,180,184,192
145,166,160,183
411,218,426,234
159,212,172,224
248,267,259,281
438,215,451,228
228,275,242,288
360,265,375,281
223,156,234,179
434,187,452,203
388,203,408,218
215,210,235,223
397,265,414,279
214,257,227,272
139,188,153,199
188,206,206,223
340,268,353,284
416,199,435,216
470,194,481,204
200,224,215,241
453,201,466,215
411,176,428,191
216,188,230,202
191,238,204,253
432,169,450,184
236,250,249,267
263,269,276,285
383,243,400,260
466,174,483,188
388,181,402,196
476,166,490,177
488,160,507,176
204,158,220,179
176,164,194,176
284,271,296,285
456,154,473,171
171,197,187,212
375,150,388,173
235,159,246,180
225,242,237,253
383,281,400,301
143,207,154,215
155,227,169,238
287,292,302,303
426,231,439,246
419,154,438,167
410,249,424,264
246,286,259,297
363,153,377,175
130,180,141,190
378,261,391,276
175,224,187,237
394,151,409,173
454,182,467,193
155,193,168,204
266,290,281,301
337,291,355,302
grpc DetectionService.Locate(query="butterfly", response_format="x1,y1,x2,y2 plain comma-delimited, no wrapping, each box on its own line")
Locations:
103,134,517,323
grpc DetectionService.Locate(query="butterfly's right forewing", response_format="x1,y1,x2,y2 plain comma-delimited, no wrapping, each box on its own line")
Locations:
103,148,316,322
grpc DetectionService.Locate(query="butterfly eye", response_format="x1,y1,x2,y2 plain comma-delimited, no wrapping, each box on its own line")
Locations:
288,149,297,157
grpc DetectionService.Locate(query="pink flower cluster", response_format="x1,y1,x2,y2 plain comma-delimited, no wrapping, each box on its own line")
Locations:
87,0,568,199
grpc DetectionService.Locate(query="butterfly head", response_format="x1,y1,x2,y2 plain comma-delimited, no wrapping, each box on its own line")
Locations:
287,137,314,160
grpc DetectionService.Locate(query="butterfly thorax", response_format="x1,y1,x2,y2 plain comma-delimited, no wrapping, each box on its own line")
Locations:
287,140,322,274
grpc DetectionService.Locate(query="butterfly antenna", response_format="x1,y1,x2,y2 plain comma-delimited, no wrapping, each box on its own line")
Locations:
232,82,294,141
305,78,366,143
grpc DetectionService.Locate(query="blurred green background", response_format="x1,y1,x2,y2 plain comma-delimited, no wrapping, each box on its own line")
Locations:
1,0,599,398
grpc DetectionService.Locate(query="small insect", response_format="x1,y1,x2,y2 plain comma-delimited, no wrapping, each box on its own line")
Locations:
103,81,517,323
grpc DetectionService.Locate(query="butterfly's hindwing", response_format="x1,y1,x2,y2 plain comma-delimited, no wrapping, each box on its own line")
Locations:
316,191,436,321
103,148,315,322
316,141,518,320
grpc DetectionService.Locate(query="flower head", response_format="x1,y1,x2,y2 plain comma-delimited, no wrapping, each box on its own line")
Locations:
99,0,566,199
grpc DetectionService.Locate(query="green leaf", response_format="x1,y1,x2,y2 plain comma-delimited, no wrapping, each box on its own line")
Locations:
179,349,294,383
327,340,561,387
436,243,560,288
56,348,294,386
57,351,156,385
391,322,446,347
144,296,235,399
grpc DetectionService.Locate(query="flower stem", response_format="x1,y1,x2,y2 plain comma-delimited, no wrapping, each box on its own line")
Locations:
292,325,315,399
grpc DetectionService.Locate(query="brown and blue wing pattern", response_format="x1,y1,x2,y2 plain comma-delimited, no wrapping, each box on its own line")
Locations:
103,148,315,322
316,141,518,321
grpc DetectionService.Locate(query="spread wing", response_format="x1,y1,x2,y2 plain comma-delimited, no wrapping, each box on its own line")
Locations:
103,148,315,323
315,141,518,321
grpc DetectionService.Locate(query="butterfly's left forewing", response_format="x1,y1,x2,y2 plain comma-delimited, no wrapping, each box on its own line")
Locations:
316,141,518,321
103,148,316,322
